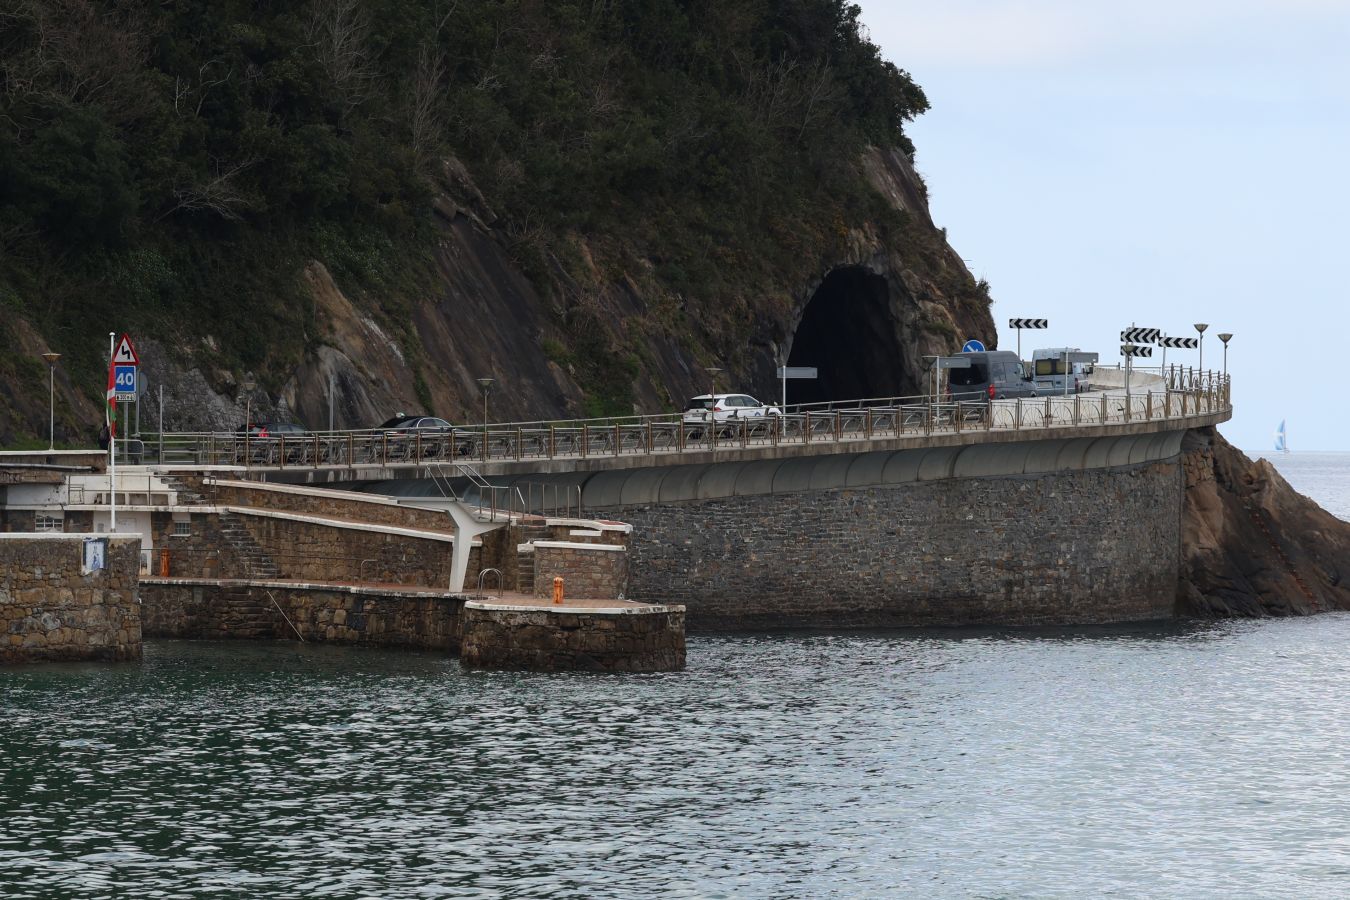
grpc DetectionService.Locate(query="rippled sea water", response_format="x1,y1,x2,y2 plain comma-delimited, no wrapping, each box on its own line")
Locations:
3,455,1349,898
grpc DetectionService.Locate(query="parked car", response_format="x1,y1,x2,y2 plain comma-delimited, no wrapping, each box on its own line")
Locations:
239,421,307,438
682,394,782,425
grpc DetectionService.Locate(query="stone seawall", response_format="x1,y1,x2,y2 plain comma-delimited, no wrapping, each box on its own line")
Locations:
1,535,142,663
460,601,685,671
603,459,1183,630
141,579,461,650
532,542,628,600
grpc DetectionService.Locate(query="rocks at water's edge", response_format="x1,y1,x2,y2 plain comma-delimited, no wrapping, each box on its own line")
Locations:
1181,428,1350,616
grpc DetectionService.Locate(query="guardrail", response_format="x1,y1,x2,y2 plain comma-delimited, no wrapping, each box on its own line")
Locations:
140,371,1230,471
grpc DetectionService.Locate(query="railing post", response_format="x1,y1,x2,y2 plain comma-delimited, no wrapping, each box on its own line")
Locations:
987,398,994,431
865,408,873,439
549,425,556,458
614,424,621,457
1181,392,1189,416
581,424,589,457
955,403,962,433
1072,395,1080,427
1145,392,1152,420
804,412,812,444
678,421,685,452
1099,394,1107,424
647,421,654,455
1015,398,1022,430
834,412,841,442
515,427,522,461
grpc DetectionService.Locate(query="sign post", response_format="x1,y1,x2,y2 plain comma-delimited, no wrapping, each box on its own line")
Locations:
106,334,139,532
1008,318,1048,360
776,366,818,410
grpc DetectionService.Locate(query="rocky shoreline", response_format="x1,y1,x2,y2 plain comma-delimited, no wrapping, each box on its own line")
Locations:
1181,428,1350,616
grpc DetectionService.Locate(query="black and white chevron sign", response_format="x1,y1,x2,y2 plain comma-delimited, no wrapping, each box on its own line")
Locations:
1009,318,1048,329
1157,336,1199,349
1120,327,1160,344
1120,344,1153,357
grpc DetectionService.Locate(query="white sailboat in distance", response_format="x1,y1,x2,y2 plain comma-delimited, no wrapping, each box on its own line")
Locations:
1274,419,1289,453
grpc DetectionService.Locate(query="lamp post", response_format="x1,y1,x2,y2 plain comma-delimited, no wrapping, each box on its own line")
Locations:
41,351,60,450
1217,332,1233,402
241,379,256,430
1193,323,1208,383
477,377,494,459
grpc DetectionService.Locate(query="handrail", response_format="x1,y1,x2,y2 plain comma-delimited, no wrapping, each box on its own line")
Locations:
147,368,1231,471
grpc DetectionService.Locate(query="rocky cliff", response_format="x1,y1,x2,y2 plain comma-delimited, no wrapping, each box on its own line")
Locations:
1181,428,1350,616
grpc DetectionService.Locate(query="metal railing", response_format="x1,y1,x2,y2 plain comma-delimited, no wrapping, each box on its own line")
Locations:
145,367,1231,471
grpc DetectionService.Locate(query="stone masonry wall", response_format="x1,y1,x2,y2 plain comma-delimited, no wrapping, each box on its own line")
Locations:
140,580,461,650
235,514,471,586
603,459,1184,630
206,482,453,532
532,545,628,600
1,535,142,663
460,604,685,671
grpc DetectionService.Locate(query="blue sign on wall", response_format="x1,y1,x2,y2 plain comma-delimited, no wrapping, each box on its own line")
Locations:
113,365,137,399
962,339,986,353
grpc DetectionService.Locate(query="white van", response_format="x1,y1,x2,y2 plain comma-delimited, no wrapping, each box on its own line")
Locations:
1031,348,1094,395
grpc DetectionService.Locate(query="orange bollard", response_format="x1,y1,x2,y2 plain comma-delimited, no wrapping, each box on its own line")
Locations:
552,576,564,605
158,548,170,577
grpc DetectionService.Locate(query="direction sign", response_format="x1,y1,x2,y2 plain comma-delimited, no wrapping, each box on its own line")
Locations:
776,367,818,379
1121,328,1160,344
1120,344,1153,357
113,364,137,400
961,339,985,353
113,334,139,365
1157,336,1199,349
1008,318,1048,329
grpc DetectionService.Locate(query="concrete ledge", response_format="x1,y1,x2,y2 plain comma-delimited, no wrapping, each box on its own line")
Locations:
222,506,470,544
531,540,625,552
465,599,681,615
141,576,453,598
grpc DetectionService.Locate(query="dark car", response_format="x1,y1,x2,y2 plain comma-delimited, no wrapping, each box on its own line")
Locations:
377,415,454,432
234,421,308,464
374,415,462,460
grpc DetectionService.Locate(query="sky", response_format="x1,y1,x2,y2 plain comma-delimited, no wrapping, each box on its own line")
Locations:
856,0,1350,451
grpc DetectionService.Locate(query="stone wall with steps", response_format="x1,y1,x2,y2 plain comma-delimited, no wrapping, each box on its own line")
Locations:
140,579,462,649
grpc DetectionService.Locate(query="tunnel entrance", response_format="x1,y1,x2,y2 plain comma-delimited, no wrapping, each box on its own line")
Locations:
785,267,907,405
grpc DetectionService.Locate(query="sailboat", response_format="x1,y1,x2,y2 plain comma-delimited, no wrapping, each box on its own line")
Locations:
1274,419,1289,453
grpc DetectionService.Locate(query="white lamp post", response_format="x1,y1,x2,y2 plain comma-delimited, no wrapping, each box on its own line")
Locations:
41,351,60,450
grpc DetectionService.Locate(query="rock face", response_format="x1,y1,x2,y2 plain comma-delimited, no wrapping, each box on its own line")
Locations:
1180,428,1350,616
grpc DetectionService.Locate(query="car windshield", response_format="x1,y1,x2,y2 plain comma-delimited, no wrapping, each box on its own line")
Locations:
379,416,417,428
949,365,988,386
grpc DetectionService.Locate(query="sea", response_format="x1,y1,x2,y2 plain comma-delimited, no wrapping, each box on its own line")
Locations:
1,454,1347,898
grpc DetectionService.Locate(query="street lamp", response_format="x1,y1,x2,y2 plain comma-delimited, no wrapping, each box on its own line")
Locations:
41,351,60,450
241,379,256,430
705,366,722,395
1193,323,1208,379
476,377,494,454
1217,332,1233,401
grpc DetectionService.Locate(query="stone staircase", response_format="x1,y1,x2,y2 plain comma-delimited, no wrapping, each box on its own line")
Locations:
515,519,550,594
217,511,282,580
158,474,207,506
219,588,281,638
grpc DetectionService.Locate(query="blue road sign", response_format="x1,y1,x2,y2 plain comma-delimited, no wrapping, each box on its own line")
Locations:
113,364,137,400
962,339,986,353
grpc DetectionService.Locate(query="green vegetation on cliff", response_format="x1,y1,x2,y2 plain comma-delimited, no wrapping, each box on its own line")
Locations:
0,0,932,429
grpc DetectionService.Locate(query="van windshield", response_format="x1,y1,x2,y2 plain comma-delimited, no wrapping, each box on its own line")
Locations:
948,365,988,386
1035,359,1067,376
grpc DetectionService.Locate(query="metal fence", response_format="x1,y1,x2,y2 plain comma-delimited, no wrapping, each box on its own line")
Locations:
142,370,1231,471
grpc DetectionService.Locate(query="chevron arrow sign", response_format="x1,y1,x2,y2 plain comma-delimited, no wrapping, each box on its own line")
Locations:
1009,318,1048,329
1121,327,1160,344
1157,336,1199,349
1120,344,1153,357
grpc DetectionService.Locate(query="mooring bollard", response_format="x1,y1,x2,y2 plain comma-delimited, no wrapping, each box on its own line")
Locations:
552,576,564,605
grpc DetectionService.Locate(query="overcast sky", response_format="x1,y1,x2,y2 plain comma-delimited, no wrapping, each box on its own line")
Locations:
856,1,1350,451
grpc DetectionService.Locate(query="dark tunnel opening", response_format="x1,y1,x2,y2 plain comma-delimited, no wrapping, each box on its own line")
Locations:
785,267,908,406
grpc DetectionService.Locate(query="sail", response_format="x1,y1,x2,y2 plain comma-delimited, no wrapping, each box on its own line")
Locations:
1274,420,1287,452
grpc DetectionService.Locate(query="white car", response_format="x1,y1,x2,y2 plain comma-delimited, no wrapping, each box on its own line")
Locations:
682,393,782,424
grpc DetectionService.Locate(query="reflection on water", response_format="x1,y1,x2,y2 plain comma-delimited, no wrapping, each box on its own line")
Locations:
3,618,1350,898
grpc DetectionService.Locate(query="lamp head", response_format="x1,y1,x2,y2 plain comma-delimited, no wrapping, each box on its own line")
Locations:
476,377,495,391
1193,323,1209,334
241,380,256,393
41,352,61,366
1218,332,1233,345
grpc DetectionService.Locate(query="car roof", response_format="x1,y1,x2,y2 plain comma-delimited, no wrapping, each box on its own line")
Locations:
687,393,753,401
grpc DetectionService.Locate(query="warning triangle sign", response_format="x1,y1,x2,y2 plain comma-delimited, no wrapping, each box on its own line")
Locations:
113,334,139,365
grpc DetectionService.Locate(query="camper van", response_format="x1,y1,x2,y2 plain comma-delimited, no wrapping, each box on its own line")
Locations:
1031,348,1095,396
946,350,1038,401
